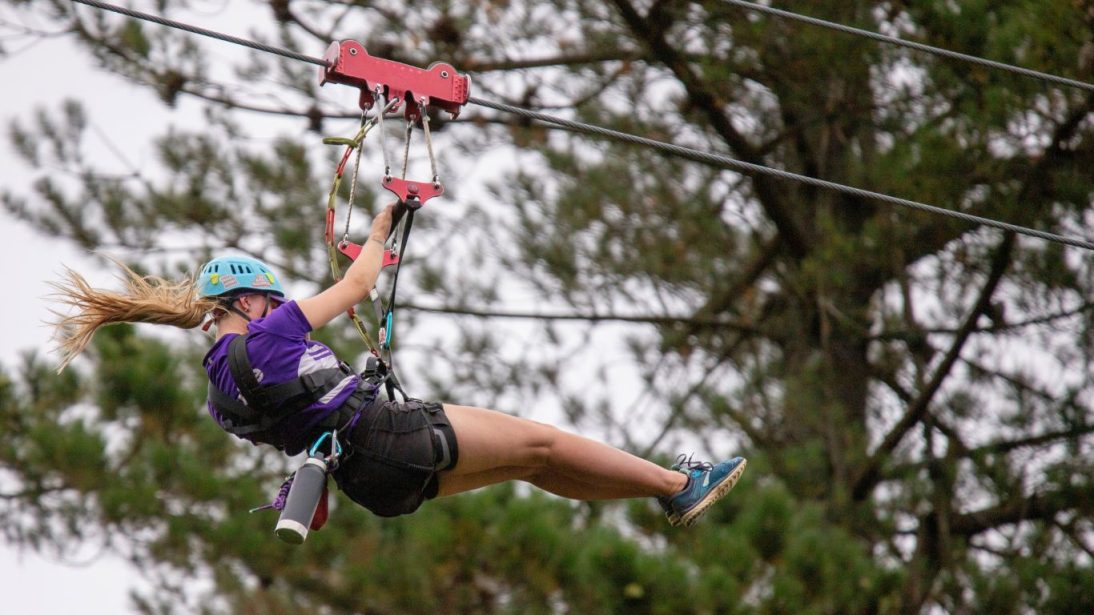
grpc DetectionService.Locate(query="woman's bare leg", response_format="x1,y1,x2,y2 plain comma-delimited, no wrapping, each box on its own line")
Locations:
437,404,686,500
438,465,669,500
438,466,534,497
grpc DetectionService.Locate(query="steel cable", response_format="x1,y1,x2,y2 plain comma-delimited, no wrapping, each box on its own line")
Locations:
470,97,1094,251
71,0,329,66
719,0,1094,93
69,0,1094,251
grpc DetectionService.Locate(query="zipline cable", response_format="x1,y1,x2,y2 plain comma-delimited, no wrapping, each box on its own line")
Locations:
719,0,1094,93
72,0,1094,94
470,97,1094,251
71,0,328,67
68,0,1094,251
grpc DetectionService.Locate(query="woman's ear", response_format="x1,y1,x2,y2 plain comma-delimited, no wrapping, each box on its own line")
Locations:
201,306,226,332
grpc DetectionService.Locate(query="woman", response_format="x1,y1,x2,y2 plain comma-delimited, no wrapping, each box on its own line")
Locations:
52,204,745,527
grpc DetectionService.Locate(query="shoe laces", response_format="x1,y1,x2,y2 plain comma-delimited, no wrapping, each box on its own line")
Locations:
671,453,712,473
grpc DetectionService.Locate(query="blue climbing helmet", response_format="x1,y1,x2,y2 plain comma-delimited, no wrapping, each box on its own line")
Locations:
197,255,286,300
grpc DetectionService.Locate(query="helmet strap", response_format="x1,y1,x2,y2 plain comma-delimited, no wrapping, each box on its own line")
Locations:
229,292,276,322
218,297,253,324
207,293,276,331
230,304,254,322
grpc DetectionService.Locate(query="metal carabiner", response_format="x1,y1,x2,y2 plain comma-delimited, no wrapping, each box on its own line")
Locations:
308,430,343,462
378,311,394,349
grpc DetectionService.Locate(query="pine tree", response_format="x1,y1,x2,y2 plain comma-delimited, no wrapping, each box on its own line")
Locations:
2,1,1091,612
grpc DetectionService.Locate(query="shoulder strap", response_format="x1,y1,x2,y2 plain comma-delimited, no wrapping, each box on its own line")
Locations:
227,334,263,401
206,383,276,438
209,334,359,448
227,335,349,411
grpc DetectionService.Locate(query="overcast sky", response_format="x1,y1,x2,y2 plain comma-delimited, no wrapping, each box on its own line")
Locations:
1,40,140,615
1,6,209,611
1,5,500,611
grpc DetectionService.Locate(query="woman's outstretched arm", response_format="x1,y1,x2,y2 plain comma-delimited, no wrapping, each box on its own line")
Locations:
297,204,393,330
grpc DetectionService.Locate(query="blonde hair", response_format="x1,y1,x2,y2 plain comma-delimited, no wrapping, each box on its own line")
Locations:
50,260,219,372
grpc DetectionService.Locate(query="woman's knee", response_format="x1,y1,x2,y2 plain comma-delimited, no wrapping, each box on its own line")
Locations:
512,417,563,468
443,404,562,471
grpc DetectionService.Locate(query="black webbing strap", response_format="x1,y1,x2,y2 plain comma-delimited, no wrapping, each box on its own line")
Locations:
207,335,354,445
386,370,408,401
206,383,273,437
384,206,414,331
360,355,406,402
226,335,347,412
372,203,416,402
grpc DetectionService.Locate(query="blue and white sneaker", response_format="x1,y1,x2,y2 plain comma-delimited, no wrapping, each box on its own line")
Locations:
657,454,747,527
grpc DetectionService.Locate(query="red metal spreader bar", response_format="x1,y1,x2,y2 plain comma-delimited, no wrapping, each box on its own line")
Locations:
319,37,468,256
334,239,401,269
381,176,444,205
319,40,470,267
319,40,471,122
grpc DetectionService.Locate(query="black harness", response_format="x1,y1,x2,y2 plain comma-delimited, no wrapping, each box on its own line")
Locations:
206,334,372,452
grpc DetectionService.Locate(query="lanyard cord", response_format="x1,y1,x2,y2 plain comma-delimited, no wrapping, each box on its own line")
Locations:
324,119,380,355
342,111,368,245
323,94,428,399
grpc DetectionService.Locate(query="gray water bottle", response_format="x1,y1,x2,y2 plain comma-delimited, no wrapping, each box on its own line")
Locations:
275,455,328,544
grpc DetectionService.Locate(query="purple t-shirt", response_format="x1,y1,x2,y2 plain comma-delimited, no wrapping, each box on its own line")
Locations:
203,300,360,452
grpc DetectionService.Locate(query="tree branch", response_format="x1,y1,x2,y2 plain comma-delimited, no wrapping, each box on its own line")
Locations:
398,301,764,333
687,235,781,322
275,0,333,43
887,422,1094,477
950,483,1093,538
874,301,1094,342
901,92,1094,267
0,484,66,500
853,232,1015,500
607,0,810,258
1055,518,1094,560
876,357,1093,476
463,50,646,72
967,424,1094,458
960,357,1083,407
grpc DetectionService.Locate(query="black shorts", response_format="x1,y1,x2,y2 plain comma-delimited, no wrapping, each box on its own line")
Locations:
333,399,459,517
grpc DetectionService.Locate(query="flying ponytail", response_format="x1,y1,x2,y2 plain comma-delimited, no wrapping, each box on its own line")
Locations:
50,260,218,372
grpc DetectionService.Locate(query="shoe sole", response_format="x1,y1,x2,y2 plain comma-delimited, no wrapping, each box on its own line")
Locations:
670,459,747,528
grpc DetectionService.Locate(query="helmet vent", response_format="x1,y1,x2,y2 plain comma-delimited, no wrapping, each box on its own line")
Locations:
198,256,284,299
